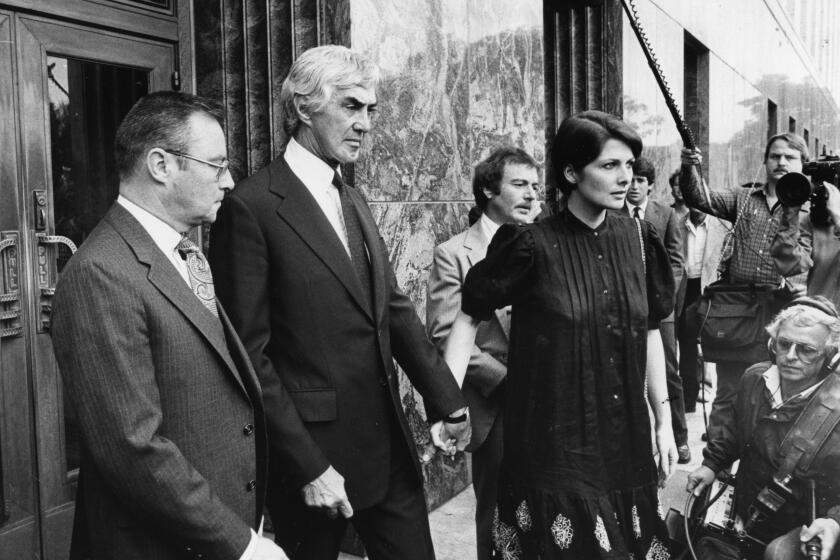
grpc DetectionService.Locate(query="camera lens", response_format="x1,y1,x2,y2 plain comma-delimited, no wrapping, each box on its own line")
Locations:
776,172,812,206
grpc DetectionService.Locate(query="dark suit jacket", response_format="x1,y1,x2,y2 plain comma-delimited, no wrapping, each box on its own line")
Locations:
631,200,685,320
209,155,466,510
426,221,508,451
51,204,267,560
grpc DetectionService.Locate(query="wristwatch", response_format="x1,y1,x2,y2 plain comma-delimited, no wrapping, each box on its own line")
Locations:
443,407,468,424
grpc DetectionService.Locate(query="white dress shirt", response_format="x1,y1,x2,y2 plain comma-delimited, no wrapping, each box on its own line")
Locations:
284,137,351,256
685,216,709,279
479,212,501,244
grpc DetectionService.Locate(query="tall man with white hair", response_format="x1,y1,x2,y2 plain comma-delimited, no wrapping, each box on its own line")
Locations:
209,46,469,560
686,296,840,560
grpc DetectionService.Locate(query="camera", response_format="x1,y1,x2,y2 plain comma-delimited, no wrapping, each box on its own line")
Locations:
776,156,838,227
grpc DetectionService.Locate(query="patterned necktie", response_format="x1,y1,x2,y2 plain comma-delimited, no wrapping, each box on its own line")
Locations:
177,236,219,318
333,172,372,310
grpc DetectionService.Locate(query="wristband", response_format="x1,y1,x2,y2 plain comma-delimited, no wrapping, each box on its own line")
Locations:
443,412,468,424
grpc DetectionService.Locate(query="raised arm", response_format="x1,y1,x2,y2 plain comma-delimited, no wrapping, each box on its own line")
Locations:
679,148,739,221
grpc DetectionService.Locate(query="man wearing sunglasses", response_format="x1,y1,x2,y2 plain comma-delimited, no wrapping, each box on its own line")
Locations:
685,296,840,559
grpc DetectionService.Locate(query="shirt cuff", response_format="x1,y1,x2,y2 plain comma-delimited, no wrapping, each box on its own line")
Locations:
238,529,259,560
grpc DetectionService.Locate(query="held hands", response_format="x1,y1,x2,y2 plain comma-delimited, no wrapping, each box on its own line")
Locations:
800,518,840,560
685,465,716,497
681,148,703,167
430,411,472,457
655,426,677,488
301,465,354,519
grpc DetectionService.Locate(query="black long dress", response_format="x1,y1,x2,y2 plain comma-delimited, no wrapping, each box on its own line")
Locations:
462,209,675,559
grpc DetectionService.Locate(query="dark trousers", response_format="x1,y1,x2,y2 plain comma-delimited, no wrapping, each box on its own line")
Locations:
706,359,751,441
272,432,435,560
677,277,702,410
471,414,503,560
662,319,688,446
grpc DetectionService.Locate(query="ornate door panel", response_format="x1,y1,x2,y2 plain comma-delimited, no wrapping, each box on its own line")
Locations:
0,10,175,560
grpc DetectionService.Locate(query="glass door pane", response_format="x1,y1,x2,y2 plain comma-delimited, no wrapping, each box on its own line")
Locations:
47,55,149,472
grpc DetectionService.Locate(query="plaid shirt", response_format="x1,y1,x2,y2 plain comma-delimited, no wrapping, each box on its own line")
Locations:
679,165,810,287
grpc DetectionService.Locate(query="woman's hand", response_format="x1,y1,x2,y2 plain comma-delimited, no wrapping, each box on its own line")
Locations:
655,426,677,488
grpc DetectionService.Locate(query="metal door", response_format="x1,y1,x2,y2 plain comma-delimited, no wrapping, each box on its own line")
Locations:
0,11,174,559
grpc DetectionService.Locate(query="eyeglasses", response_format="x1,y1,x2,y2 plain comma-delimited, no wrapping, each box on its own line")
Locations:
775,337,823,364
164,149,229,181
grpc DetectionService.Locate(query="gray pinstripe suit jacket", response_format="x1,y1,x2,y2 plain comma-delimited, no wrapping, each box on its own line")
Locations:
52,203,267,560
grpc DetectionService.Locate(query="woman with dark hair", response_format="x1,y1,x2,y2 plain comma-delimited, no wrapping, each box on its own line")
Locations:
434,111,677,559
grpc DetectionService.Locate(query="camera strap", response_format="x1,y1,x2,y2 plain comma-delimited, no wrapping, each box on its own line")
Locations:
745,373,840,532
775,372,840,481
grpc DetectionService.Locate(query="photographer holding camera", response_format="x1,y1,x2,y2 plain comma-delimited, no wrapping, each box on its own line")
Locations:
771,161,840,309
681,134,812,442
686,297,840,560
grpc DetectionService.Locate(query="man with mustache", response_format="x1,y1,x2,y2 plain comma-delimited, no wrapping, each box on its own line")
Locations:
209,45,468,560
426,146,540,560
680,133,812,442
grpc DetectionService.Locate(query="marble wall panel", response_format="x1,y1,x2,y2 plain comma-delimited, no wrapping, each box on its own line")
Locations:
351,0,544,204
467,0,545,176
370,200,471,505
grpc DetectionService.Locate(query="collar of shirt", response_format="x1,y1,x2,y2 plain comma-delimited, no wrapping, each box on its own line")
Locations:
117,195,190,285
626,199,649,218
479,212,502,243
284,137,352,254
761,364,825,408
284,137,339,195
685,215,708,234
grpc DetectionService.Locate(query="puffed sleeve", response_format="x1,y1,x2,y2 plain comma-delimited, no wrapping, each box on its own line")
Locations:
462,224,536,321
644,221,676,326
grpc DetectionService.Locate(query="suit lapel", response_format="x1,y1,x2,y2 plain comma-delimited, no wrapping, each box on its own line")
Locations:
463,222,485,267
269,160,373,321
105,205,248,397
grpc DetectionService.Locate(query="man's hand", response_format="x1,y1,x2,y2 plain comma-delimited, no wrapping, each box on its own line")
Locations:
430,413,471,457
686,465,716,497
442,415,471,452
681,148,703,167
301,465,353,519
824,181,840,226
800,517,840,560
253,536,290,559
429,420,454,456
655,426,677,488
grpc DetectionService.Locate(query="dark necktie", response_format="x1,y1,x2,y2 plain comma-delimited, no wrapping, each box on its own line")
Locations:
633,206,641,220
333,172,373,309
177,236,219,318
